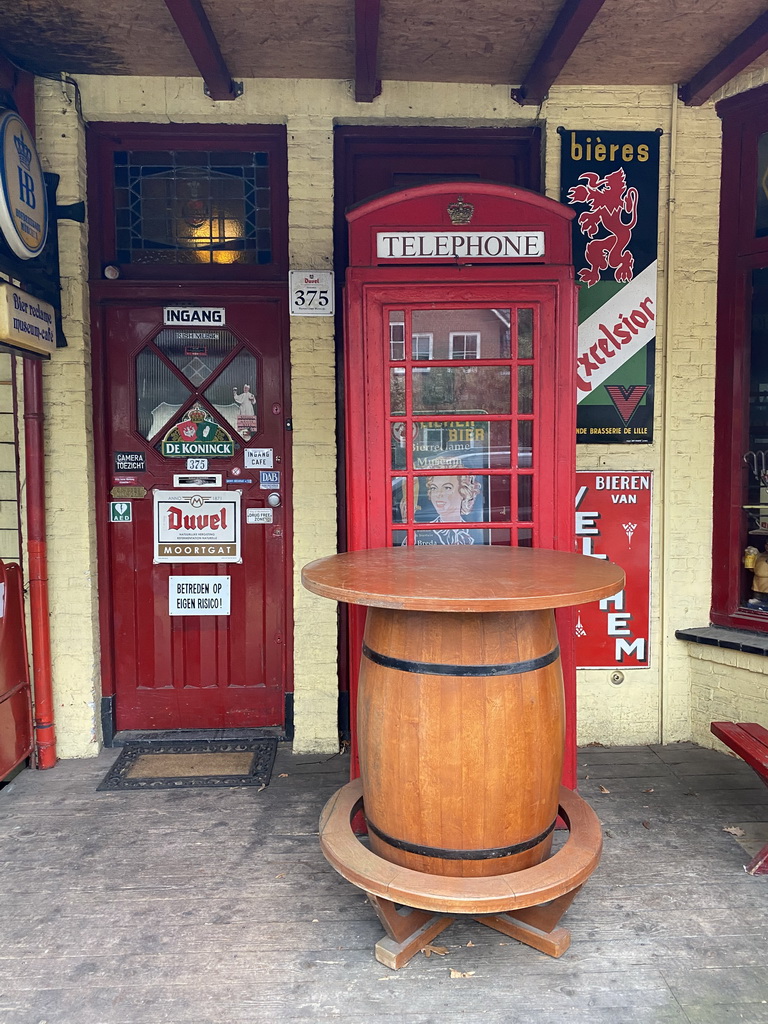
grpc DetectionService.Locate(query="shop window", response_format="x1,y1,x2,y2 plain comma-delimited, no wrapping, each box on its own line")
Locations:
712,85,768,630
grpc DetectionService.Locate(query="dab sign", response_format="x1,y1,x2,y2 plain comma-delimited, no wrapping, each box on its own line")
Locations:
161,404,235,458
0,109,48,260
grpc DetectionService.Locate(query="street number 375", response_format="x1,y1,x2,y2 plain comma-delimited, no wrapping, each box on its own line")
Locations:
293,289,330,307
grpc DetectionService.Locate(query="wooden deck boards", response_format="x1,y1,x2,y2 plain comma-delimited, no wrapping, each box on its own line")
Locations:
1,743,767,1023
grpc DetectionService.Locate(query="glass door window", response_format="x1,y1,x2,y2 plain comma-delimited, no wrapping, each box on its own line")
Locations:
389,306,536,549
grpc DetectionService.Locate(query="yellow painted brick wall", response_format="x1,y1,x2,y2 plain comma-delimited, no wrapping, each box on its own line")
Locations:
35,80,102,759
37,72,768,756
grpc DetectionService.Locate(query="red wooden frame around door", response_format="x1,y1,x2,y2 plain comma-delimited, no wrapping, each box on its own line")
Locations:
712,84,768,630
91,283,294,734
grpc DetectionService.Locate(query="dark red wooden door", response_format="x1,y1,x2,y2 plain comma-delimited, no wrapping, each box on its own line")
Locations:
102,299,289,731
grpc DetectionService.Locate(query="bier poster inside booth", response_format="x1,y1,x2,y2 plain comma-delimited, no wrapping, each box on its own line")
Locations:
391,419,490,546
560,130,660,444
573,472,651,668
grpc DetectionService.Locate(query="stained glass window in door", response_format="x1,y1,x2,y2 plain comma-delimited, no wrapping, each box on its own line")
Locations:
135,349,191,439
154,328,237,385
203,351,260,439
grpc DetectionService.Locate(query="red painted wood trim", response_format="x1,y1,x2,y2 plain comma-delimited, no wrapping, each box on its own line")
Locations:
679,11,768,107
355,0,381,103
164,0,239,100
0,52,35,128
710,90,768,628
512,0,607,106
711,721,768,776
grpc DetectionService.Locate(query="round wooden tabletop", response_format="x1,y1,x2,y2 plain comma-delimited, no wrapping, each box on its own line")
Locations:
301,546,625,612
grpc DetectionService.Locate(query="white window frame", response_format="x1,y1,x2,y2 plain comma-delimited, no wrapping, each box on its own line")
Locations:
449,332,481,360
411,332,434,361
389,318,405,361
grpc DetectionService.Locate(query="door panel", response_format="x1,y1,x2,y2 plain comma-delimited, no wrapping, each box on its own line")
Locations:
103,300,289,731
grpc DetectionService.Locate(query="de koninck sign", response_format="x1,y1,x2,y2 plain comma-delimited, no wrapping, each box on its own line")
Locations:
560,129,661,445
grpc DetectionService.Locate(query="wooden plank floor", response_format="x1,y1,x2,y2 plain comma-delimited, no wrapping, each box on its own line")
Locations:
1,742,768,1023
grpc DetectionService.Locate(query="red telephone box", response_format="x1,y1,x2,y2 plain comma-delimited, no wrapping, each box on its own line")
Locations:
343,182,579,784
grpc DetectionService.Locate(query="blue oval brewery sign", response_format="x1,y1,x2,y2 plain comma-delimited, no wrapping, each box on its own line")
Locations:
0,109,48,260
161,405,235,458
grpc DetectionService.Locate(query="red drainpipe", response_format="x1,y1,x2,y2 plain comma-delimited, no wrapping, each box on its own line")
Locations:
24,359,57,768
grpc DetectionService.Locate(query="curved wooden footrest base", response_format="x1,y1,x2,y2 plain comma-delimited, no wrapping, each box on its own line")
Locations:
319,779,602,969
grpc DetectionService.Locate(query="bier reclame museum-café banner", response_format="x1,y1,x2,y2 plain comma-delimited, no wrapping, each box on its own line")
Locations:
560,129,661,444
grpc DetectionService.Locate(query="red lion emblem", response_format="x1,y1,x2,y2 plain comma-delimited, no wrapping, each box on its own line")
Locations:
567,168,638,287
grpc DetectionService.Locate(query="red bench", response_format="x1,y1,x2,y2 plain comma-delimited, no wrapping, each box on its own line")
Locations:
711,721,768,875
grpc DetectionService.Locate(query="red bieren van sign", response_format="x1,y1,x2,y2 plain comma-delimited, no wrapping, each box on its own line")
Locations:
573,471,651,667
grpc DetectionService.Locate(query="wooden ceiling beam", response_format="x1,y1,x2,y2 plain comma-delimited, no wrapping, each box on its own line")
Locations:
355,0,382,103
679,10,768,106
164,0,242,100
512,0,606,106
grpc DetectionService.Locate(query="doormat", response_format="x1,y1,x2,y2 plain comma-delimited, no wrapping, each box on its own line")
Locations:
97,738,278,791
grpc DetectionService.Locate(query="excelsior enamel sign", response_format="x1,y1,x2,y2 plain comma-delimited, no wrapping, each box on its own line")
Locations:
154,490,241,563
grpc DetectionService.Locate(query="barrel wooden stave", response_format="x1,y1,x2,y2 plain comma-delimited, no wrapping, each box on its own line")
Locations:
358,607,564,878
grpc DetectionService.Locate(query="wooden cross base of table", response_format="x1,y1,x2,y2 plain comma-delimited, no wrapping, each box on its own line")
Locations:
319,778,603,970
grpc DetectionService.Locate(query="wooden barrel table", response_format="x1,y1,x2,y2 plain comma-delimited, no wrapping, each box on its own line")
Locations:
302,545,624,968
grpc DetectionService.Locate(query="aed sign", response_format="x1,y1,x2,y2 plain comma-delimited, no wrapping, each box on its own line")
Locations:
573,472,652,668
376,231,545,261
0,283,56,356
168,576,231,616
0,109,48,260
154,490,241,563
163,307,225,326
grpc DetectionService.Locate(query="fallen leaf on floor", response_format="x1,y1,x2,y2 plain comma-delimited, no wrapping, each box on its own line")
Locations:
466,940,475,947
642,788,654,793
450,969,475,978
641,820,651,829
422,944,449,958
278,773,289,778
275,873,286,878
599,785,610,794
723,825,747,837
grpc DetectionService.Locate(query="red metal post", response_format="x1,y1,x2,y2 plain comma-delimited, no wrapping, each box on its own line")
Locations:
23,360,57,768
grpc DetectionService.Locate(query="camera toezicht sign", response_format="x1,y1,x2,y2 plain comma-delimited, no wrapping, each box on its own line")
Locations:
153,490,241,563
560,129,660,444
